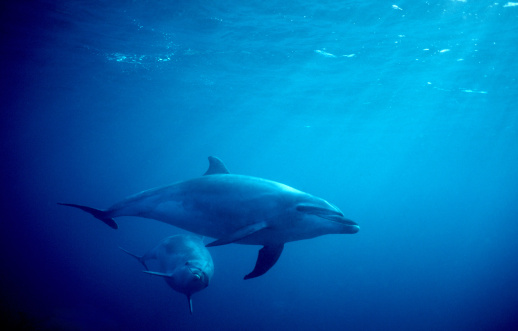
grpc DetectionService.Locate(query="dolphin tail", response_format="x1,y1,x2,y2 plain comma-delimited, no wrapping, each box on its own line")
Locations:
119,247,149,271
244,244,284,280
57,203,118,229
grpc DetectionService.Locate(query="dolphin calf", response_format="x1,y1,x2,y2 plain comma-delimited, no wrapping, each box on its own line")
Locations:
59,157,359,279
120,235,214,314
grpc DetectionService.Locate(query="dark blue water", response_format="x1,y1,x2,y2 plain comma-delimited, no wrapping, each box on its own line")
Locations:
2,0,518,330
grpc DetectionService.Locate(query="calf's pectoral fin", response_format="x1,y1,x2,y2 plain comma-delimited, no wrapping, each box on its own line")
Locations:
206,222,268,247
244,244,284,280
119,247,149,270
143,271,173,278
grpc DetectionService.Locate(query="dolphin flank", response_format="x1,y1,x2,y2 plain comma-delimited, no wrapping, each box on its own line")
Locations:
59,156,359,279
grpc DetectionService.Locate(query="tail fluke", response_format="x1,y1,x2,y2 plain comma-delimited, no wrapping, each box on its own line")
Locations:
119,247,149,270
57,203,118,229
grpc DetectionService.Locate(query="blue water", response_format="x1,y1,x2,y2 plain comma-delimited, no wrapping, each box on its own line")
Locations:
2,0,518,330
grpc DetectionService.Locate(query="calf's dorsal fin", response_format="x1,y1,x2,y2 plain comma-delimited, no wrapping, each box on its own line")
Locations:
187,295,193,315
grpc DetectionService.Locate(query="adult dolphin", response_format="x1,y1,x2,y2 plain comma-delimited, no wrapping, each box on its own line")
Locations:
120,234,214,314
59,156,359,279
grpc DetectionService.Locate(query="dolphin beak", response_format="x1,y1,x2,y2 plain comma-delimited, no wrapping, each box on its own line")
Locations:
327,216,359,234
341,218,358,226
325,215,358,226
348,224,360,234
343,218,359,234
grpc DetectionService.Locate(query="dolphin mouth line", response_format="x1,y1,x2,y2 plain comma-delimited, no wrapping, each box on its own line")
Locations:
187,268,205,283
318,214,358,226
188,268,199,276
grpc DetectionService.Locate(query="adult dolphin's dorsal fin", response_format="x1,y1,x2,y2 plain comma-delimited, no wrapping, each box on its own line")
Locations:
119,247,149,270
203,156,230,175
244,244,284,280
205,222,268,247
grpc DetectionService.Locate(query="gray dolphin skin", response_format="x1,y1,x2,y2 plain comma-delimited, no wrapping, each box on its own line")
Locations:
59,156,359,279
120,235,214,314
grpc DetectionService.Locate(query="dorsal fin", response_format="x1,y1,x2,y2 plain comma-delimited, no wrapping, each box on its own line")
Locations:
187,294,193,314
203,156,230,175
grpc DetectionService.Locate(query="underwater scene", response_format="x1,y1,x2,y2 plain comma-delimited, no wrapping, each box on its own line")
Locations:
1,0,518,330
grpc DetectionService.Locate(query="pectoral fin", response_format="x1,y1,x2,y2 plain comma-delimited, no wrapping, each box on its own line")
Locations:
119,247,149,270
143,271,173,278
244,244,284,280
206,222,268,247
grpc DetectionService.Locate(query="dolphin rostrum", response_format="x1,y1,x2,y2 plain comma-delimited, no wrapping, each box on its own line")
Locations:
120,235,214,314
59,157,359,279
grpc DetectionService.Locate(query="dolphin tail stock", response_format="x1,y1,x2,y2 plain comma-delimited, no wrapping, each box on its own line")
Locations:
119,247,149,271
244,244,284,280
57,203,118,229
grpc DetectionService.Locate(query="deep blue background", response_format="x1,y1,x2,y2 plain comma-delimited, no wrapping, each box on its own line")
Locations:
2,1,518,330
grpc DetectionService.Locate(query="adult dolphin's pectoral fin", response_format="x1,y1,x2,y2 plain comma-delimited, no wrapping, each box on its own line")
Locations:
143,271,174,278
57,203,118,229
203,156,230,175
206,222,268,247
244,244,284,280
119,247,149,270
